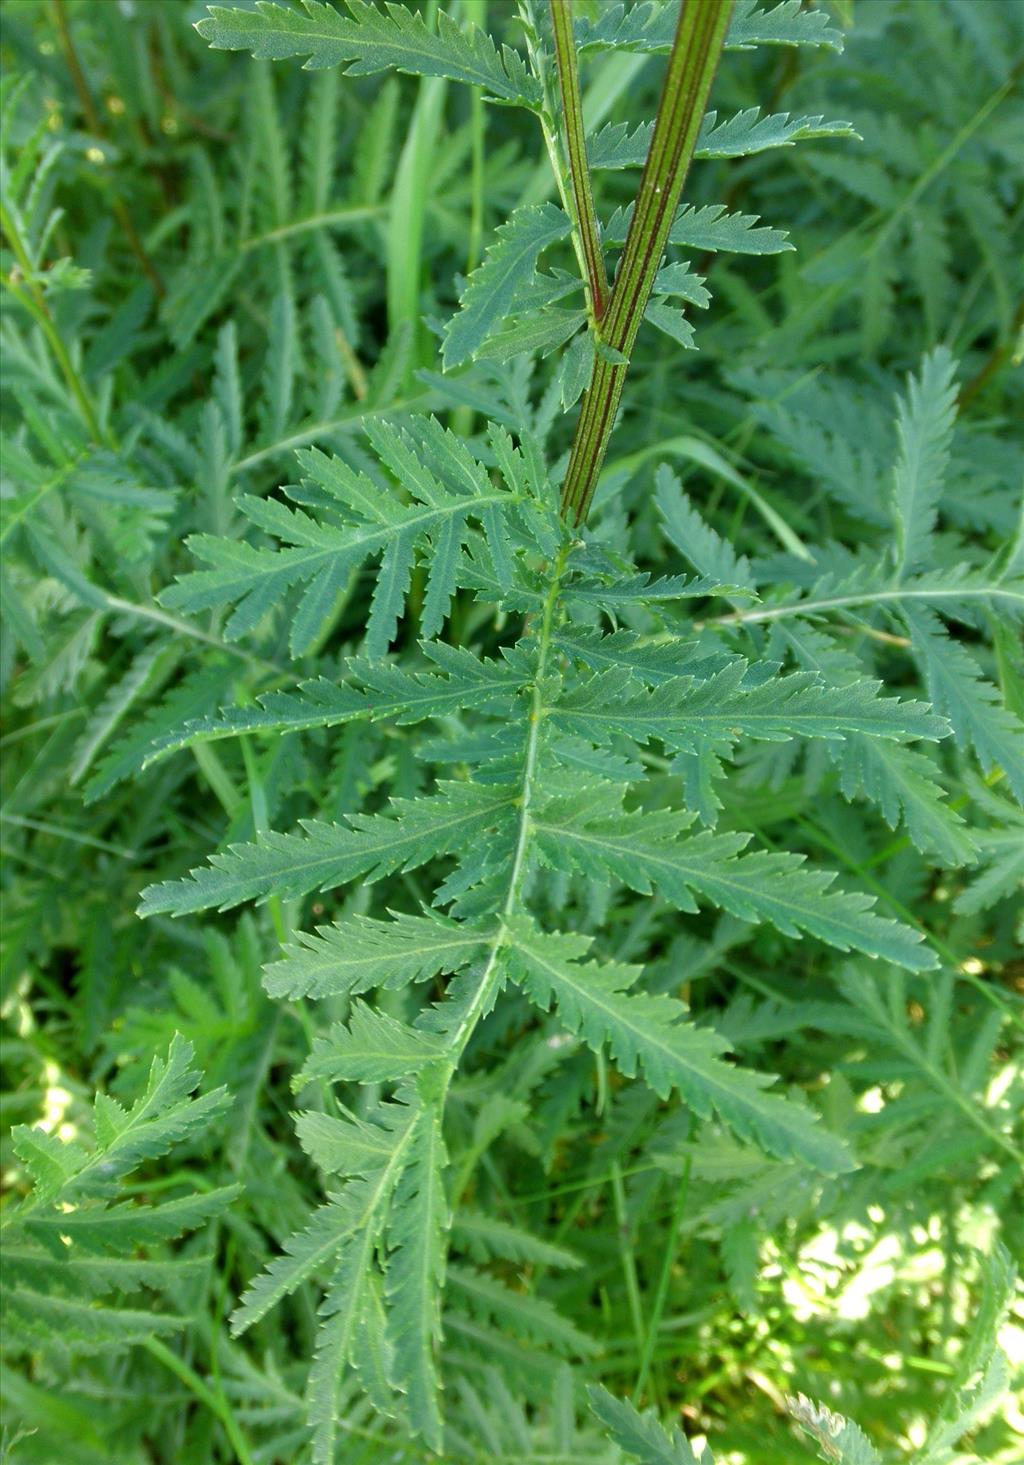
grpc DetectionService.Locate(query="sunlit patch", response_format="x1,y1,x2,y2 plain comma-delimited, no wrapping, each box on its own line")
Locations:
37,1061,74,1137
834,1233,901,1320
906,1416,928,1448
986,1060,1018,1107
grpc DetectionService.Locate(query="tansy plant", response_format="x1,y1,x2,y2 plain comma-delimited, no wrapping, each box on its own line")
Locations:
1,2,1021,1463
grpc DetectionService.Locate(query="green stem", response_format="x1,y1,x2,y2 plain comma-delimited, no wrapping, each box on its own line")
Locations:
142,1337,257,1465
610,1160,647,1385
452,0,488,440
633,1129,692,1403
517,50,649,209
549,0,608,320
240,736,292,947
441,539,573,1076
1,202,114,450
100,593,288,674
518,0,597,319
238,204,384,252
0,811,135,858
191,745,242,819
713,582,1024,626
560,0,733,525
433,541,573,1208
465,0,488,277
0,453,85,546
50,0,165,296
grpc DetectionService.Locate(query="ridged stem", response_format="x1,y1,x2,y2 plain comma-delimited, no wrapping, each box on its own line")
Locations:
549,0,608,320
560,0,733,525
518,0,598,324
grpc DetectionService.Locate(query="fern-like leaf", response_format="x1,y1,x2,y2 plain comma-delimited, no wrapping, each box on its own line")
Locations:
575,0,844,56
138,782,515,915
787,1396,883,1465
534,796,935,971
159,418,552,655
265,910,492,998
384,1102,449,1449
892,346,958,576
3,1038,235,1357
197,0,542,106
606,201,794,254
443,204,572,367
588,1383,709,1464
295,1002,447,1086
505,919,853,1173
903,605,1024,802
590,107,855,169
550,661,947,756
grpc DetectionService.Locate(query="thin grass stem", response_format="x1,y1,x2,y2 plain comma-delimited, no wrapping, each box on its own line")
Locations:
142,1337,258,1465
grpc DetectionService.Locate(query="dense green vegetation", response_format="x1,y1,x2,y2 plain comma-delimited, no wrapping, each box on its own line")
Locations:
1,1,1022,1461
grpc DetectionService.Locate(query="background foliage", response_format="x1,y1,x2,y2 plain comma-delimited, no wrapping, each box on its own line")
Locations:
1,1,1022,1462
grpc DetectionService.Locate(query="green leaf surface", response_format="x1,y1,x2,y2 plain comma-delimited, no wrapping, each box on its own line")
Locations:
197,0,542,105
534,800,936,971
443,204,571,368
588,1383,708,1463
138,783,515,915
506,919,853,1172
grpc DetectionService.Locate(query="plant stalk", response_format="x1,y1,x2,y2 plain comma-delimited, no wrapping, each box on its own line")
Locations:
560,0,733,525
1,201,115,450
142,1337,257,1465
549,0,608,320
50,0,165,296
518,0,598,322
